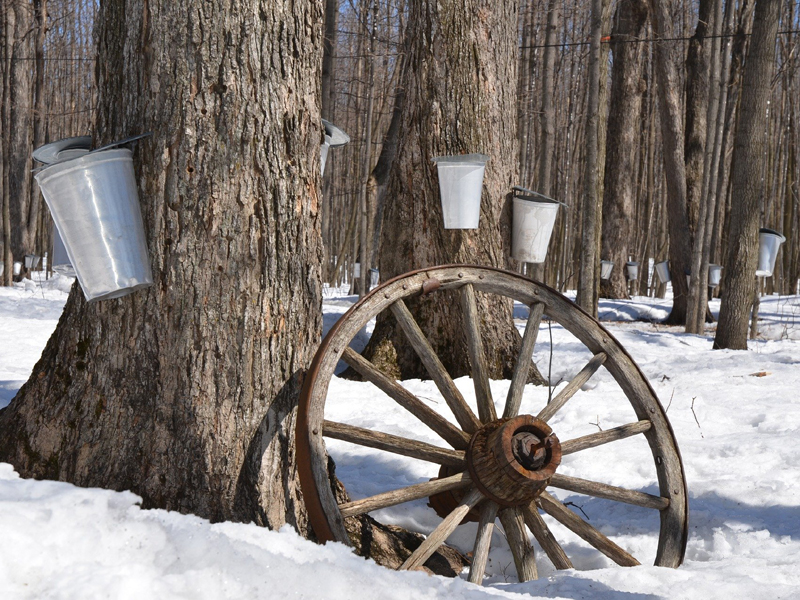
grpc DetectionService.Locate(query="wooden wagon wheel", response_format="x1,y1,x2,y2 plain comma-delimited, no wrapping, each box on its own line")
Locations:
297,265,688,584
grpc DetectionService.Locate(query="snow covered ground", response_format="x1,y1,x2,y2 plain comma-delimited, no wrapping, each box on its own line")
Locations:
2,275,800,599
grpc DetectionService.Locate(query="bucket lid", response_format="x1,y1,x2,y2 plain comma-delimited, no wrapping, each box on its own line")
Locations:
322,119,350,147
32,136,92,164
759,227,786,242
512,185,567,207
431,153,489,166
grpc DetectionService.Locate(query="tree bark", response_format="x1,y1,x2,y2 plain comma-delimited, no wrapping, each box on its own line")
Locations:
576,0,603,316
600,0,648,300
714,0,781,349
0,0,324,531
647,0,692,325
321,0,338,119
363,0,540,382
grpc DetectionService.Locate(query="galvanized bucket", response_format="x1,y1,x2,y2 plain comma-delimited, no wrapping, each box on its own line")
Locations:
24,254,40,270
52,227,76,277
756,228,786,277
320,134,332,176
432,154,489,229
626,261,639,281
35,148,152,301
511,190,560,263
13,262,21,276
708,264,723,288
655,261,671,284
369,268,379,288
600,260,614,280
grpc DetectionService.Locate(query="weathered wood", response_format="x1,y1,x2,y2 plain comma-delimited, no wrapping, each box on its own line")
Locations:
499,507,538,581
467,500,499,584
323,420,465,467
460,283,497,423
341,347,470,449
504,302,545,419
537,491,640,567
549,473,669,510
339,472,472,518
537,352,607,422
521,505,573,570
391,299,481,433
400,487,484,570
560,420,652,455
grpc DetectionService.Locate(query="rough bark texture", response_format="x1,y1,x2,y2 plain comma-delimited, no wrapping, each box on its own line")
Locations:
0,0,325,531
714,0,781,349
648,0,692,325
600,0,648,300
364,0,539,382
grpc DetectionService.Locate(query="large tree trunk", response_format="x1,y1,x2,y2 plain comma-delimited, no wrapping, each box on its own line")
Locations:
363,0,539,382
0,0,324,531
714,0,781,349
599,0,648,300
648,0,692,325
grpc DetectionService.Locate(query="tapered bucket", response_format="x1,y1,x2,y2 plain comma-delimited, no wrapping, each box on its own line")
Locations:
320,120,349,177
24,254,40,270
600,260,614,280
655,260,670,284
432,154,489,229
756,228,786,277
0,262,3,276
320,134,331,176
34,148,153,301
52,227,76,277
369,268,379,288
511,197,560,263
626,261,639,281
353,262,361,278
708,264,723,288
13,262,21,276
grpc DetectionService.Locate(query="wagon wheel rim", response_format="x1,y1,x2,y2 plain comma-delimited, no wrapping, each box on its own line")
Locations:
297,264,689,583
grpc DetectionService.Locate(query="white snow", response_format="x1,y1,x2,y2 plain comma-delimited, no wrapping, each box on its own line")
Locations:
2,275,800,599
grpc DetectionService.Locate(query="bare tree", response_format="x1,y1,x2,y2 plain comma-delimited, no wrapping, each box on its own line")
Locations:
714,0,782,349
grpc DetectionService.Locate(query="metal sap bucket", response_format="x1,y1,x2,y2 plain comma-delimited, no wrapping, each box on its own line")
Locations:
34,148,153,301
600,260,614,280
13,261,22,276
353,262,361,278
320,120,349,177
511,188,561,264
0,262,3,276
52,227,76,277
626,261,639,281
432,154,489,229
756,228,786,277
24,254,40,270
369,268,379,288
655,260,671,284
708,264,723,288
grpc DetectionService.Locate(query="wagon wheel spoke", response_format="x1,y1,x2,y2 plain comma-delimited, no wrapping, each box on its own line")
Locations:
504,302,545,419
400,487,484,571
323,420,465,467
391,299,482,433
341,347,471,449
460,283,496,423
467,500,499,584
498,507,538,581
548,473,670,510
537,351,607,422
338,472,472,518
560,420,652,455
537,491,640,567
521,505,573,570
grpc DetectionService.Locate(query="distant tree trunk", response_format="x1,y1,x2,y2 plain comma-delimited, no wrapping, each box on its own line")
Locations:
648,0,692,325
714,0,781,349
600,0,648,300
365,0,542,382
1,0,12,286
358,0,377,296
576,0,603,316
0,0,325,531
321,0,338,119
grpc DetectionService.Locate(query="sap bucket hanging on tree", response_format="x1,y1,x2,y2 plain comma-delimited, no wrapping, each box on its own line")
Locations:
320,119,350,176
600,260,614,280
510,186,563,263
655,260,671,284
34,138,153,302
708,264,723,288
431,154,489,229
756,228,786,277
51,227,76,277
626,261,639,281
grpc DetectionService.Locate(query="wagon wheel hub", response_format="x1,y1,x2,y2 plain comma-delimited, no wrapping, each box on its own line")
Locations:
466,415,561,507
